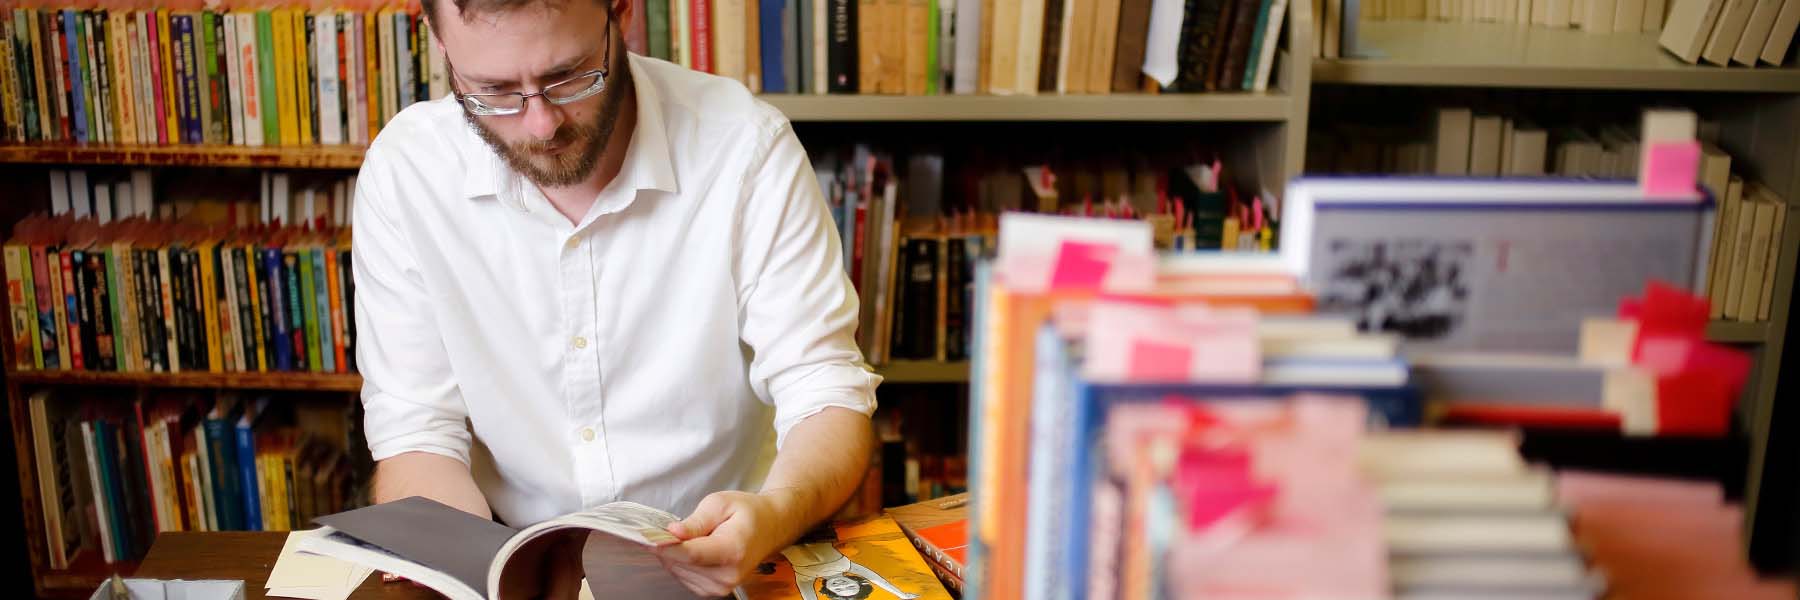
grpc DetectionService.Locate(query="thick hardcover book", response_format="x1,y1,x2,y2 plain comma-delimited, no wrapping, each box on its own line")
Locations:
827,0,857,91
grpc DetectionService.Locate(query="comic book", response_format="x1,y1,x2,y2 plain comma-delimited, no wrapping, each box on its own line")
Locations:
738,515,953,600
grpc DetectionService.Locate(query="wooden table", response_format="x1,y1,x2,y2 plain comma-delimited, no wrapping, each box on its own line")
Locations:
137,532,436,600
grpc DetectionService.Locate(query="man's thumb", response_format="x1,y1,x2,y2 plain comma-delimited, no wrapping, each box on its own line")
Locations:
670,494,733,540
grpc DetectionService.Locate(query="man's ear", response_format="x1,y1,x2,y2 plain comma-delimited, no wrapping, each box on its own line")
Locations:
612,0,634,34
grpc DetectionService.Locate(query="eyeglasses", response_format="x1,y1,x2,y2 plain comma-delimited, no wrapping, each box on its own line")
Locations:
449,26,612,117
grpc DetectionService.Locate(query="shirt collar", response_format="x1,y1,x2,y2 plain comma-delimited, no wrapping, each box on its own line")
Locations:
460,52,679,202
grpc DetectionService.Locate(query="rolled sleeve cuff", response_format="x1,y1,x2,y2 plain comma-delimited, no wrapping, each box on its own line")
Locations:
770,365,881,448
363,392,474,465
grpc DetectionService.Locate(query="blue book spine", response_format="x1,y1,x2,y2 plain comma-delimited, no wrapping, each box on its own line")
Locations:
203,417,241,530
234,419,262,531
179,16,203,144
313,249,334,373
93,420,134,559
760,0,786,93
262,249,292,371
62,10,86,143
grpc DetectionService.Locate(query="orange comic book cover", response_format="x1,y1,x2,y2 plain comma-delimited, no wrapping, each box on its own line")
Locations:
738,515,953,600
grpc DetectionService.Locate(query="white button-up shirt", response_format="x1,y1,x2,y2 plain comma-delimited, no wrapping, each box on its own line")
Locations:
351,53,880,526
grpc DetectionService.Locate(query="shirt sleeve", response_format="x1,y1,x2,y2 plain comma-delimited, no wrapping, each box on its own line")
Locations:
735,119,881,448
352,145,475,465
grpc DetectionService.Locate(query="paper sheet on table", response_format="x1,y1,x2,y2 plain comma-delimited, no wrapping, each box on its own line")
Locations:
266,529,375,600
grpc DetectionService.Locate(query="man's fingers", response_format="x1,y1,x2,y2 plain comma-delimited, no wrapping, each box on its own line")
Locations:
671,534,741,567
671,493,735,540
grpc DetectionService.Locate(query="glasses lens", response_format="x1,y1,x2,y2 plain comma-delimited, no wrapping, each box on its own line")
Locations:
462,94,524,116
545,72,606,104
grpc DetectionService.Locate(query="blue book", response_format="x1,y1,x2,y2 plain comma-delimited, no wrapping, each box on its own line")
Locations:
92,420,135,559
262,249,292,371
203,416,242,530
62,10,86,143
759,0,786,93
313,249,334,373
234,415,262,531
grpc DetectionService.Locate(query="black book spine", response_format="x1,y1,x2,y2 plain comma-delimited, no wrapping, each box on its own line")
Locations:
117,414,154,559
827,0,857,93
283,251,306,371
213,12,230,143
234,248,258,371
142,250,167,373
337,249,354,372
187,248,208,371
70,249,98,370
943,237,966,361
903,239,938,359
1173,0,1229,91
1039,0,1066,92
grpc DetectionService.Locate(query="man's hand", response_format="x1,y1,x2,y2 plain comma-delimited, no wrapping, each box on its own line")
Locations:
652,489,809,597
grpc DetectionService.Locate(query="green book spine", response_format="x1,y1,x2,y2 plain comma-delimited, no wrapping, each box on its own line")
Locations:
103,249,125,372
925,0,938,95
298,247,319,372
647,0,670,60
200,11,217,143
255,10,276,144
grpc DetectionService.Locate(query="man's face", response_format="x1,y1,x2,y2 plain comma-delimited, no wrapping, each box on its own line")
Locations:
434,0,631,188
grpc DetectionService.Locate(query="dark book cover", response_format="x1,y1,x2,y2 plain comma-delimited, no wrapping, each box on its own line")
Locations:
92,419,134,558
117,413,154,559
896,238,939,360
141,250,168,373
69,249,98,370
1172,0,1228,91
233,248,259,371
761,0,789,92
209,10,229,144
283,250,306,372
1199,0,1238,91
827,0,857,92
262,248,292,372
1112,0,1153,91
181,14,204,144
89,11,111,142
337,250,354,372
30,245,62,369
1217,0,1264,90
1038,0,1066,92
943,237,967,361
131,249,156,372
168,249,193,371
203,413,242,530
187,247,210,370
180,248,205,371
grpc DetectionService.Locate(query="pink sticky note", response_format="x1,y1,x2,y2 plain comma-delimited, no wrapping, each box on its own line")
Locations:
1641,142,1702,199
1128,338,1194,381
1049,240,1118,290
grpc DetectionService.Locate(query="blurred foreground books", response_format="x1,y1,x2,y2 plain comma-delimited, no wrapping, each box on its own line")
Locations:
962,177,1787,599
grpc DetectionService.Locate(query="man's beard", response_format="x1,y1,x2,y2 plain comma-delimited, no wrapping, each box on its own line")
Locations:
466,60,633,189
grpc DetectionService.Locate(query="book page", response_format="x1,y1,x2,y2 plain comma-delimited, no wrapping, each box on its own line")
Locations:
488,501,690,600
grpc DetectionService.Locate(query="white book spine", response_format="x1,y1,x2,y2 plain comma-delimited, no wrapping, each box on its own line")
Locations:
1253,0,1291,91
49,170,70,216
132,169,153,218
224,14,245,145
238,13,264,147
70,170,90,218
348,14,366,144
1701,0,1756,64
318,12,343,145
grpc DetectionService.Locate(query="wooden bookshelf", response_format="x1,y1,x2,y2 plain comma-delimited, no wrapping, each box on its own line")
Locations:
37,555,137,596
1707,320,1772,344
1314,21,1800,92
3,369,364,392
873,360,972,383
763,93,1296,122
0,143,368,169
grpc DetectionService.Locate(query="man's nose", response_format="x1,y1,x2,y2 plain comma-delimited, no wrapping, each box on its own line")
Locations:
521,95,565,141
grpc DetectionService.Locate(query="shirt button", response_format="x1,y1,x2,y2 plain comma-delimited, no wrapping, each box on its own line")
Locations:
580,428,596,442
572,336,588,349
565,238,579,250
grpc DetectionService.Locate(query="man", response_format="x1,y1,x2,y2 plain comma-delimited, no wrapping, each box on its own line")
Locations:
349,0,880,594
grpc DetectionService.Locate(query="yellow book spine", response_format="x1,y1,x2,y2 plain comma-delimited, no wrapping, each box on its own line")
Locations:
364,11,380,134
111,11,137,145
272,8,298,144
292,9,312,145
198,242,223,373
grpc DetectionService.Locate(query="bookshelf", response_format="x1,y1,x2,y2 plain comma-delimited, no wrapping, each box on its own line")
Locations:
1314,21,1800,91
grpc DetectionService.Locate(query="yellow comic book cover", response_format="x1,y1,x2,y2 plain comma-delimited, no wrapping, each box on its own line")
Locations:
739,515,950,600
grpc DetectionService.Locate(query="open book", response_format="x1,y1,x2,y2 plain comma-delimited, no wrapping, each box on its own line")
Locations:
294,496,694,600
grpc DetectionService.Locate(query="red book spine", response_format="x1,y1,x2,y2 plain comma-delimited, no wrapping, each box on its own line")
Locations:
146,13,166,144
690,0,713,73
850,201,867,294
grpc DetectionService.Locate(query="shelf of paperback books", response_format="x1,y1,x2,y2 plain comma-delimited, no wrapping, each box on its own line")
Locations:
0,144,368,170
762,93,1298,122
3,369,365,392
1314,22,1800,91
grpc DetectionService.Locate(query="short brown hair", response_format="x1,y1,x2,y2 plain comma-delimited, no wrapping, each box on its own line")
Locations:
424,0,609,31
